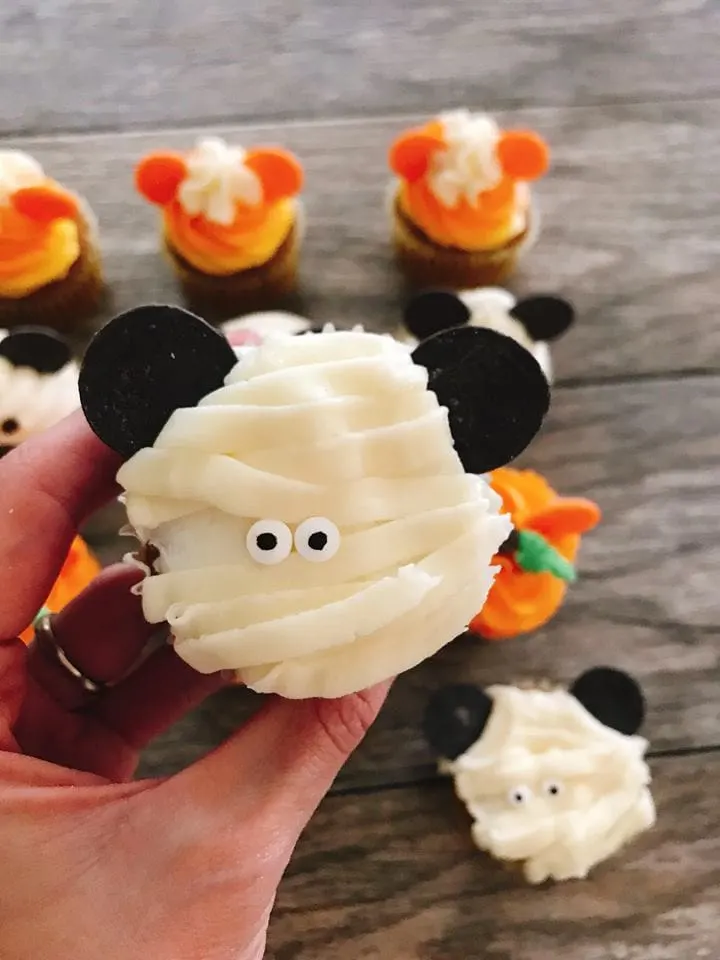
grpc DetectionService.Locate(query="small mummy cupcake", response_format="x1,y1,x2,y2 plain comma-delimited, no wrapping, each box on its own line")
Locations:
0,151,104,330
469,468,601,641
399,288,574,383
78,305,550,699
424,668,655,884
135,137,304,319
0,327,79,453
388,109,549,288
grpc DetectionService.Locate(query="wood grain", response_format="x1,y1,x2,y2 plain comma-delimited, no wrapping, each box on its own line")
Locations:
134,374,720,783
4,100,720,383
266,752,720,960
1,1,718,135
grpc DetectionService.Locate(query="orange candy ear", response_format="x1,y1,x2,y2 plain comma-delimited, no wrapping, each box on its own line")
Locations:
244,148,304,204
496,130,550,181
526,499,601,538
135,152,188,205
11,184,79,224
389,123,445,181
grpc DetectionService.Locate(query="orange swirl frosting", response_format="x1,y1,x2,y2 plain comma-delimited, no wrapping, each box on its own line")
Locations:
135,137,304,276
469,468,600,640
0,151,82,297
389,110,549,251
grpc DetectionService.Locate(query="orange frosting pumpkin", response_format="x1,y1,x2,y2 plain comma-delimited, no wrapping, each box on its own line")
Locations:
469,468,600,640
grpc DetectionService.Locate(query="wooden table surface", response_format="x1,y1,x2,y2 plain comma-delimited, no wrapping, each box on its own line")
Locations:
3,1,719,956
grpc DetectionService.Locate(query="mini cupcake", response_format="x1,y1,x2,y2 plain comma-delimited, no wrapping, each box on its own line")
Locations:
0,326,79,453
388,109,549,288
135,137,304,319
0,150,104,331
423,668,655,884
221,310,314,348
469,468,601,641
19,535,101,644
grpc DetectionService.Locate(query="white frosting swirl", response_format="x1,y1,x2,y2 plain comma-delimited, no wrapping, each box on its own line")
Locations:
118,329,510,699
0,150,46,206
177,137,263,226
428,109,504,207
0,334,79,447
446,686,655,883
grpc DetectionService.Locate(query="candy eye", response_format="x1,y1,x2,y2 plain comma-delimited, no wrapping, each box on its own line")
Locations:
246,519,293,565
1,418,20,436
508,785,533,806
294,517,341,562
544,780,564,798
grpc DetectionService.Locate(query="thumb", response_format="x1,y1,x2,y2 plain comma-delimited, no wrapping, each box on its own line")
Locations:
162,682,390,847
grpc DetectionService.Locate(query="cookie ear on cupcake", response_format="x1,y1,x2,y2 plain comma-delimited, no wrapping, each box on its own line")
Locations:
570,667,646,736
510,296,575,343
79,305,238,458
423,684,494,760
411,325,550,474
403,290,472,342
135,152,189,206
0,327,72,374
244,148,304,204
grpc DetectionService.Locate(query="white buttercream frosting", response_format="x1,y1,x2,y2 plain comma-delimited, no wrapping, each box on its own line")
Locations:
177,137,263,226
0,333,79,447
0,150,46,206
118,329,510,699
428,110,504,207
446,685,655,883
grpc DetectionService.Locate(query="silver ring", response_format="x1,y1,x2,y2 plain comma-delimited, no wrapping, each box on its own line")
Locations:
33,613,107,695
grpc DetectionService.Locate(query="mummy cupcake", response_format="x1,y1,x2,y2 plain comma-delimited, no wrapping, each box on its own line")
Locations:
399,288,574,383
78,305,550,699
469,468,601,641
0,327,79,453
221,310,315,347
424,668,655,883
0,150,104,330
135,137,304,319
388,109,549,288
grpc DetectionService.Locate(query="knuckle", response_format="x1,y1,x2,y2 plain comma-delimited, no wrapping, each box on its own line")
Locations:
312,687,385,759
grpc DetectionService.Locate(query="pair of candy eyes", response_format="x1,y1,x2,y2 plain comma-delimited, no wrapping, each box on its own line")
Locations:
247,517,340,565
508,781,564,806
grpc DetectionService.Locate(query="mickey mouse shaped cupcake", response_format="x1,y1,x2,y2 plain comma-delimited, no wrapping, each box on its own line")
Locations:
0,326,79,453
78,304,550,699
400,288,574,383
135,137,304,319
389,109,550,288
424,668,656,884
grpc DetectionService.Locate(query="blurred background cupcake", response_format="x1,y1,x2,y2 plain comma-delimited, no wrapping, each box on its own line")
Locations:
0,150,105,331
135,136,304,320
388,109,549,289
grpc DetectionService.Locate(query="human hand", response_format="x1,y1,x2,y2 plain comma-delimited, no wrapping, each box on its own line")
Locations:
0,412,388,960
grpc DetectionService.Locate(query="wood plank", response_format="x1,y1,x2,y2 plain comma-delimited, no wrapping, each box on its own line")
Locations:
1,1,718,135
5,100,720,382
134,375,720,782
267,752,720,960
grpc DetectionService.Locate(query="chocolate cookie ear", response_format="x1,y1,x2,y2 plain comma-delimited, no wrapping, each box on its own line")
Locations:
0,327,72,374
403,290,472,342
412,326,550,473
570,667,646,736
79,304,238,458
510,296,575,342
423,684,494,760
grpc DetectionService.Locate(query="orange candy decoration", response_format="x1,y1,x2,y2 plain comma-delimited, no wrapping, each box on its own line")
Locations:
469,469,601,641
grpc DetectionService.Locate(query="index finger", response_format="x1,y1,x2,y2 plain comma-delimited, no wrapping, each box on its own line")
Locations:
0,410,122,639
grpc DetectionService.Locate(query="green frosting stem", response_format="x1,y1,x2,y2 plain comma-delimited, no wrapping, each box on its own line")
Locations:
514,530,577,582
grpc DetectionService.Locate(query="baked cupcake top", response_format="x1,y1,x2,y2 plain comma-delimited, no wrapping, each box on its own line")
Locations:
400,288,575,383
389,109,549,251
424,668,655,884
0,327,79,451
78,305,550,699
135,137,304,276
0,151,83,298
468,468,600,640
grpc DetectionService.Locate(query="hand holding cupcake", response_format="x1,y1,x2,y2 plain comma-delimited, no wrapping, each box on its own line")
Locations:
135,136,304,318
